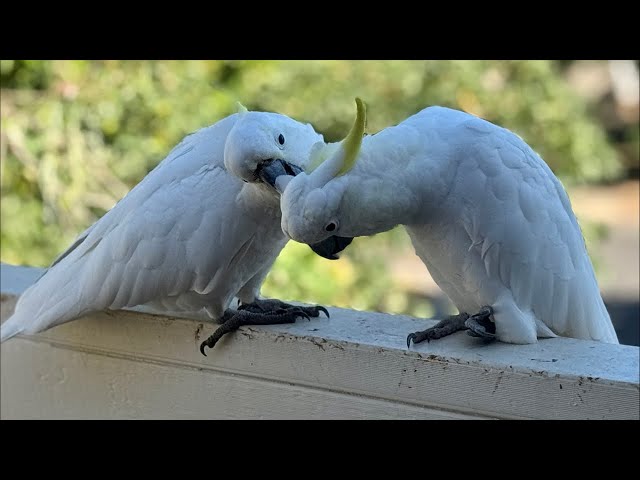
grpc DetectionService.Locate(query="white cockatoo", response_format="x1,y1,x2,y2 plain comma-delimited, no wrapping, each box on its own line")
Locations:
0,106,352,354
238,98,619,346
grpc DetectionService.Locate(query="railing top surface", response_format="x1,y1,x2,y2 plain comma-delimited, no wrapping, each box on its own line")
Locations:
2,262,638,387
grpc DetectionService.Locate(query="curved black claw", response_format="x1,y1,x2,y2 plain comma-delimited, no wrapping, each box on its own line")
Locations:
288,305,330,321
291,309,311,321
465,305,496,339
199,327,232,356
200,329,226,355
465,322,496,338
407,331,432,348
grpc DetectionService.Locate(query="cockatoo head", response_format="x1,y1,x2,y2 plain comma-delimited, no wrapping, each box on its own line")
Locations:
225,102,354,260
275,98,366,246
224,103,324,187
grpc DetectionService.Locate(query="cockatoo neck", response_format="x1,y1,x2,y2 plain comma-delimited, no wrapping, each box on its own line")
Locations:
238,181,282,220
328,139,413,236
332,124,451,236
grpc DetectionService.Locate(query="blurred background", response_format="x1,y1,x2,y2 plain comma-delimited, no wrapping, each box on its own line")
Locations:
1,60,638,345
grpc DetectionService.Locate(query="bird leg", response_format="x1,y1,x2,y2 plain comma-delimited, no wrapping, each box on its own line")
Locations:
199,299,329,355
406,305,496,348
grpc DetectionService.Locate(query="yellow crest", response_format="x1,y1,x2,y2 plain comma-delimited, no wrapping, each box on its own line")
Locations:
236,101,248,115
306,142,340,173
337,97,366,176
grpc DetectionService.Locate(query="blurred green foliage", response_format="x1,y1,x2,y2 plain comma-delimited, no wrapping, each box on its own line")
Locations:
0,60,623,316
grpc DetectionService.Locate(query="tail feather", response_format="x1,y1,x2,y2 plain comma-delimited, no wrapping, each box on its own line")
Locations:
0,314,25,342
592,295,619,344
1,263,88,343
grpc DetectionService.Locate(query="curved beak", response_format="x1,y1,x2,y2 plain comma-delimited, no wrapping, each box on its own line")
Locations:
308,236,354,260
256,159,302,190
257,159,354,261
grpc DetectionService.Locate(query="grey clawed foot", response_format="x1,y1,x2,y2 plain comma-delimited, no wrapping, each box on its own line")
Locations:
406,313,470,348
238,299,330,319
199,309,299,356
406,305,496,348
465,305,496,339
199,299,330,356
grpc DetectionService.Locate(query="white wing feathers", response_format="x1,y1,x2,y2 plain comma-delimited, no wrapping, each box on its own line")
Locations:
1,114,273,341
459,121,618,343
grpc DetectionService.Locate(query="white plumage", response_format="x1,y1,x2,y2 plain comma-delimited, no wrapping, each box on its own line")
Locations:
1,109,324,343
271,100,618,345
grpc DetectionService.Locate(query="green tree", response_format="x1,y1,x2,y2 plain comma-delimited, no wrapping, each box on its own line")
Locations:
0,60,623,317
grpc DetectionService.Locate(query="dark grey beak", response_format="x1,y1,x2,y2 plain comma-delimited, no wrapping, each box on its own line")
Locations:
308,236,354,260
257,159,303,189
256,159,352,260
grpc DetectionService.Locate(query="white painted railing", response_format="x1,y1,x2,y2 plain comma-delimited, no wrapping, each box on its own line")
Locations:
1,263,638,419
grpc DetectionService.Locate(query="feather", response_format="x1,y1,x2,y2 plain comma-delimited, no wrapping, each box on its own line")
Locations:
280,105,619,345
2,110,325,342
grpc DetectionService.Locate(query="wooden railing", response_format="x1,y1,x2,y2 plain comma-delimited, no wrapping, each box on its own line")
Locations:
1,263,638,419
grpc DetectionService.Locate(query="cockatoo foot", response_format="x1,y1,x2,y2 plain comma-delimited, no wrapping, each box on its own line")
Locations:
237,298,330,319
406,312,470,348
199,299,329,355
465,306,496,339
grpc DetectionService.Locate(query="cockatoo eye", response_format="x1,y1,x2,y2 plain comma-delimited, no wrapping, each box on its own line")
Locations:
278,134,285,145
325,221,338,232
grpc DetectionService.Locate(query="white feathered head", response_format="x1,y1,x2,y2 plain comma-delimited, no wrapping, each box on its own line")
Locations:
223,103,324,186
276,98,367,244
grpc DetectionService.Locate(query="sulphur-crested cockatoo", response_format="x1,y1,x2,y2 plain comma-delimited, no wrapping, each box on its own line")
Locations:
240,98,618,346
0,106,351,354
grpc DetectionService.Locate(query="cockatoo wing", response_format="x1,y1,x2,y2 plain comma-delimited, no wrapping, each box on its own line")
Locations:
457,118,617,343
1,114,281,340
